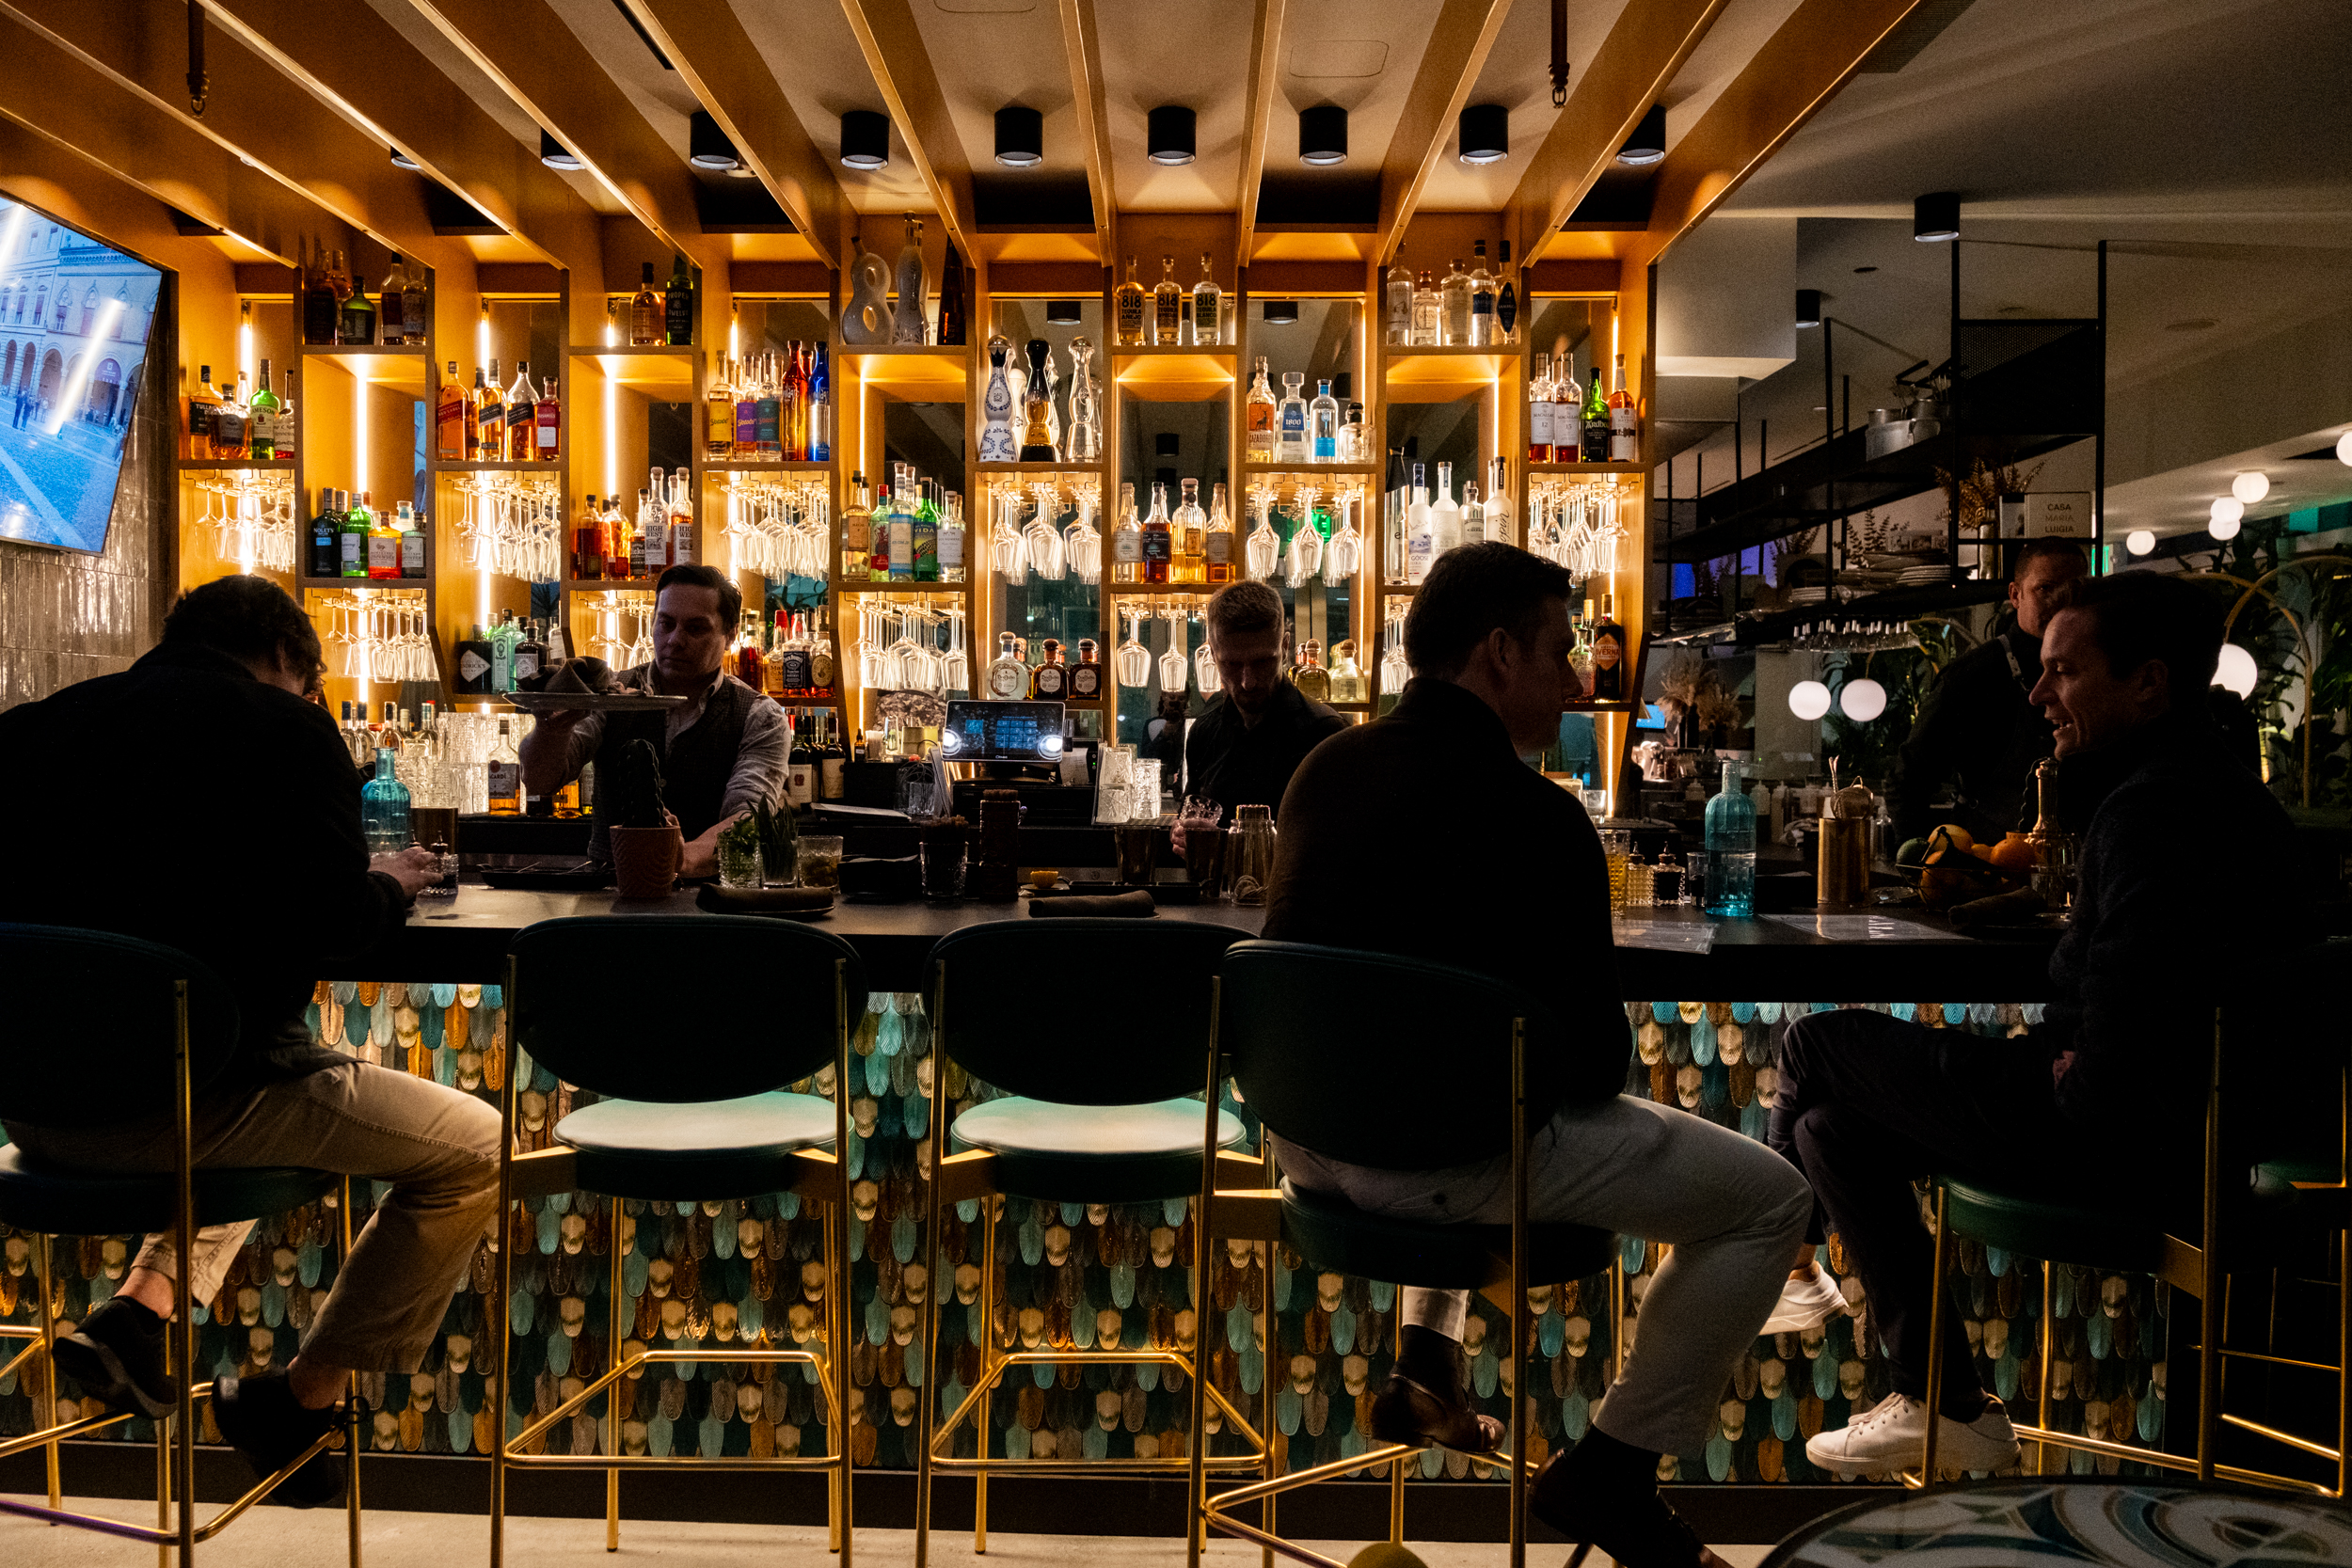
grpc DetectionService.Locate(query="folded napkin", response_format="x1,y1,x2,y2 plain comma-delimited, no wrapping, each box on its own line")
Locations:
545,656,620,694
1029,890,1156,919
695,884,835,915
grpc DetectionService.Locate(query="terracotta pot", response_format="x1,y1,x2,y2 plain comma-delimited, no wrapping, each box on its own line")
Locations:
609,825,682,898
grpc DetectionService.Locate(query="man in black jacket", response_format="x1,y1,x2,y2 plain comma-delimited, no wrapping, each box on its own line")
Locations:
1886,539,2087,844
1182,579,1346,822
1776,570,2296,1478
0,576,499,1503
1264,545,1808,1568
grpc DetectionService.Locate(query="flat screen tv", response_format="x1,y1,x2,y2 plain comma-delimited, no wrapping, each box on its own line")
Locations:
0,195,163,556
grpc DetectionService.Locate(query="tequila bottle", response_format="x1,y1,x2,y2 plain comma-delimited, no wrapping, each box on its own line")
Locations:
1110,483,1143,583
985,632,1027,700
892,215,928,343
1113,257,1147,346
1310,379,1339,462
979,336,1018,461
1203,481,1234,584
1070,638,1104,700
1141,483,1173,584
1410,269,1439,345
1173,477,1206,584
1276,372,1309,464
1152,255,1183,346
1328,640,1363,703
1467,241,1495,347
1244,357,1278,462
1063,337,1100,461
1293,640,1331,703
1404,464,1434,584
1439,258,1470,345
1019,339,1055,460
1030,638,1070,700
1385,257,1413,345
1191,253,1222,345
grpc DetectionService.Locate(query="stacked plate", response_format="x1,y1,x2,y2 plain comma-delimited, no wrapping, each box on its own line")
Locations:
1897,564,1950,585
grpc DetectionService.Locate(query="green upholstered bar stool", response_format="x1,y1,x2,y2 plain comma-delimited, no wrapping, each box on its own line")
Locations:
493,915,866,1566
1206,941,1618,1568
914,917,1260,1568
0,925,358,1561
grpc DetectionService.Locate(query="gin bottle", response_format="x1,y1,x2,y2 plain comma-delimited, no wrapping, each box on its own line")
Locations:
1704,762,1756,918
1385,257,1413,345
1276,372,1309,464
1468,241,1495,346
1310,379,1339,462
1410,270,1439,345
361,747,412,852
1439,258,1470,345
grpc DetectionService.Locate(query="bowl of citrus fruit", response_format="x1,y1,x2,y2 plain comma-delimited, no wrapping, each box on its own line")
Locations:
1894,825,2038,911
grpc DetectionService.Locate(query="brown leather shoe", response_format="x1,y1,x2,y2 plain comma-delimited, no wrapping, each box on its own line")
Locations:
1365,1372,1504,1453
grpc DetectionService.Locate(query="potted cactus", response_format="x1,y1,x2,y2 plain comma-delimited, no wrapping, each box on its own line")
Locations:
606,739,681,897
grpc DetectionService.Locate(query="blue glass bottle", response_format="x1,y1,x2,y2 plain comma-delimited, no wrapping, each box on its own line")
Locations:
361,748,412,854
1703,760,1756,918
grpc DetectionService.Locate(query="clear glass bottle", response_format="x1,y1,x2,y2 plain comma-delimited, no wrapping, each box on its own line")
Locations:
1608,351,1638,462
979,335,1018,462
1439,258,1471,345
1293,641,1331,704
629,261,660,345
486,720,523,816
1113,256,1147,346
1328,639,1363,703
892,215,929,344
1410,269,1439,345
1528,352,1554,463
1204,481,1234,584
1468,241,1495,347
1495,239,1518,345
1276,372,1309,464
842,473,871,579
887,481,915,582
1704,761,1756,918
1429,461,1461,562
1152,255,1183,346
1245,357,1278,462
1064,337,1100,461
1110,483,1143,583
937,487,966,584
1142,483,1173,584
1404,463,1434,584
1173,478,1206,585
1385,257,1413,345
1191,254,1222,346
1555,356,1583,461
1460,481,1484,547
1310,379,1339,462
986,631,1027,700
361,746,412,852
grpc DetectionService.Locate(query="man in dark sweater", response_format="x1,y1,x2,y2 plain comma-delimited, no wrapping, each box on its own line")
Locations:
0,577,500,1503
1182,579,1346,824
1265,545,1808,1568
1775,570,2297,1477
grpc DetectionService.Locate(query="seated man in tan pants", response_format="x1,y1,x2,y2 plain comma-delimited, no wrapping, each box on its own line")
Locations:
0,576,501,1503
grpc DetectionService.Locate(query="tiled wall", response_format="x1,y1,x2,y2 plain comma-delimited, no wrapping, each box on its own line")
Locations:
0,316,168,710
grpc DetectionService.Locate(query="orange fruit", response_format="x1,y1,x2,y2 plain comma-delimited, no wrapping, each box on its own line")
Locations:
1990,833,2036,872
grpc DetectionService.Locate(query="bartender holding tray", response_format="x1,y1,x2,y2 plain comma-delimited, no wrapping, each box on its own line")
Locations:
520,563,788,879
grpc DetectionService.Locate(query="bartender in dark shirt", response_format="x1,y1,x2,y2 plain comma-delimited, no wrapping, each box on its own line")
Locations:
1886,538,2086,843
1180,579,1346,828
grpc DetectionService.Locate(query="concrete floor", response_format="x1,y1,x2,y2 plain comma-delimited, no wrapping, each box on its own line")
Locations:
1,1496,1775,1566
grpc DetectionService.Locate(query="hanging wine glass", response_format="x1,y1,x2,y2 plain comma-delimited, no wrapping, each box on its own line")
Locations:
1286,483,1325,588
990,488,1027,580
1065,489,1101,584
1024,481,1067,580
1244,493,1280,580
1191,610,1219,695
1157,603,1188,694
904,606,943,694
1324,489,1361,582
882,608,921,689
941,603,971,694
1115,606,1152,688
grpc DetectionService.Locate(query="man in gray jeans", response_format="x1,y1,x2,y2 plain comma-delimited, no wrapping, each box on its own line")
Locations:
0,576,501,1503
1264,546,1807,1568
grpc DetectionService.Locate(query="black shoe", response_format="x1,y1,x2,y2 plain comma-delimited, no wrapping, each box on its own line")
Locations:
52,1298,178,1418
1366,1372,1504,1453
211,1370,345,1508
1531,1449,1719,1568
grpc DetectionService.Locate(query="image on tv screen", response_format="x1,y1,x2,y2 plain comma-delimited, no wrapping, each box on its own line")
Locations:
0,197,162,556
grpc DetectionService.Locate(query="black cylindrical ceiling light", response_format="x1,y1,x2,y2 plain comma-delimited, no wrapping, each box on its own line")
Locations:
839,109,890,171
1261,299,1299,325
1457,103,1509,165
1045,299,1084,325
1147,105,1196,166
994,105,1043,167
1914,190,1960,242
1155,432,1180,457
539,130,583,171
1795,289,1822,328
1298,104,1347,166
689,110,741,172
1615,103,1667,166
389,146,420,171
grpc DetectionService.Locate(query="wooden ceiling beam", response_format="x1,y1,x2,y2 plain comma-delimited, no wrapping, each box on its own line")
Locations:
1057,0,1117,266
0,0,453,267
1373,0,1514,265
1503,0,1727,267
403,0,712,268
624,0,844,271
1234,0,1285,268
836,0,977,260
0,13,352,265
196,0,600,273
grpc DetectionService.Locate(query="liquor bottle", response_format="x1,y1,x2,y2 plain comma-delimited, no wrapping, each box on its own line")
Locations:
571,492,604,579
335,489,367,579
1110,483,1142,584
1277,372,1308,464
937,241,967,346
986,632,1027,700
1468,241,1495,347
1439,259,1470,345
1173,477,1206,585
1581,362,1610,462
1113,257,1147,347
213,372,248,462
1405,464,1434,585
378,260,405,342
912,478,940,581
1244,357,1278,462
1381,444,1409,584
866,483,891,581
1141,483,1173,584
477,361,503,461
841,474,871,579
1430,461,1462,563
302,239,339,345
1554,356,1582,462
1571,598,1595,691
782,345,806,461
1019,339,1055,460
401,261,426,345
436,362,466,461
661,253,693,345
699,353,728,463
1329,639,1363,703
1201,481,1235,585
777,614,812,693
1608,352,1637,463
486,721,523,816
937,487,965,584
1486,456,1513,547
1310,379,1339,463
1528,353,1553,463
668,467,695,567
977,335,1017,462
1294,640,1331,704
1030,638,1070,700
808,343,832,461
1589,593,1625,700
186,364,220,460
1063,337,1100,462
1069,638,1104,700
892,215,928,344
631,487,657,578
1496,240,1518,345
1192,254,1222,346
397,500,427,578
734,355,759,459
308,488,340,578
754,356,782,459
346,491,388,579
1704,761,1756,918
820,716,847,800
535,373,559,461
514,616,546,689
885,482,914,582
628,262,660,345
1461,481,1485,547
811,610,838,695
338,261,376,346
506,362,537,462
361,747,413,852
1385,258,1413,346
248,357,281,460
1152,255,1182,346
273,369,298,464
1411,269,1439,345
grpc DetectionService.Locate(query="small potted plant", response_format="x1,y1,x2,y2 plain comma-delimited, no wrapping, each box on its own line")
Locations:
607,739,681,897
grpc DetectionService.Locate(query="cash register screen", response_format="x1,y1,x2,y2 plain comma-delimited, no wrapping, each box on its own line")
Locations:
940,700,1067,761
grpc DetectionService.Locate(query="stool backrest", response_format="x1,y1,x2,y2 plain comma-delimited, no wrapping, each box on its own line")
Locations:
510,915,867,1102
0,924,241,1127
1217,939,1552,1171
930,918,1253,1104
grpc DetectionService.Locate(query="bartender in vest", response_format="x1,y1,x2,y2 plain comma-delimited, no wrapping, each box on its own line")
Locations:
521,563,788,879
1885,538,2087,845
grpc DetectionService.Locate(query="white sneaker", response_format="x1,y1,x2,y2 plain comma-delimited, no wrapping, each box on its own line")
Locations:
1804,1393,2022,1475
1761,1264,1848,1334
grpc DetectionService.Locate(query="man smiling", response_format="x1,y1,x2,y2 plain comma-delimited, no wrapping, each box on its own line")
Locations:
1770,570,2297,1478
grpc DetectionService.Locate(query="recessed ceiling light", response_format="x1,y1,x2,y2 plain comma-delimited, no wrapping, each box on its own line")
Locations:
1913,191,1960,242
1457,103,1508,165
1615,104,1666,166
2166,318,2217,332
994,105,1043,167
539,130,582,171
840,110,890,171
1852,265,1878,275
1795,289,1822,328
389,147,420,171
1262,300,1299,325
1045,299,1083,325
1298,104,1347,166
1148,106,1196,166
688,110,740,172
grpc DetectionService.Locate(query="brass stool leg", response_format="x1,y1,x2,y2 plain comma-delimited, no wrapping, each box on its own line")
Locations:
156,1398,170,1568
824,1201,842,1556
2035,1260,2055,1475
976,1197,994,1555
1387,1312,1405,1545
34,1232,59,1515
1921,1185,1948,1483
342,1184,363,1568
608,1196,623,1553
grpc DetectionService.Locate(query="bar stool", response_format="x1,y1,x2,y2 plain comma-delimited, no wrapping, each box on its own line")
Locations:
1204,941,1618,1568
0,924,358,1560
492,915,864,1566
914,917,1260,1568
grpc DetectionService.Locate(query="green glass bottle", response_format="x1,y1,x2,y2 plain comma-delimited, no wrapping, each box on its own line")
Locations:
337,488,369,579
1580,360,1609,462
